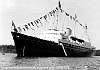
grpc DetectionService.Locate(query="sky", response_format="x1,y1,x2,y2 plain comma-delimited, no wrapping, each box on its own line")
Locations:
0,0,100,49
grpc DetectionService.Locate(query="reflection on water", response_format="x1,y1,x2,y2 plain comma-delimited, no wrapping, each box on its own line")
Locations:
0,53,100,70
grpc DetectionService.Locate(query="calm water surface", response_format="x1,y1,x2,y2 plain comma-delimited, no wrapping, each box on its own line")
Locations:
0,53,100,70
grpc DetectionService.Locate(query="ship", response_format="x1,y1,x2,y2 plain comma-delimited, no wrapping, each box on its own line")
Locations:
11,1,96,57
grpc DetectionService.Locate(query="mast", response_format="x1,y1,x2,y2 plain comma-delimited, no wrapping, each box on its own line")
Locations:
55,0,62,29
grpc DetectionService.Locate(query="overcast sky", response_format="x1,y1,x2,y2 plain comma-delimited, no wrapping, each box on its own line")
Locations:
0,0,100,49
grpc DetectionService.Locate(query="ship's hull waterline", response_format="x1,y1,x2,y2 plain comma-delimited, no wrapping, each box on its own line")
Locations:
11,32,66,57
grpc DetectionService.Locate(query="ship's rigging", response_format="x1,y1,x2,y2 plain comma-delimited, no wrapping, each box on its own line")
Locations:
12,1,90,42
11,0,96,57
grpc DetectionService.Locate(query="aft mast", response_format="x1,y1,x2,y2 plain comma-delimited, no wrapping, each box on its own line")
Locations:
83,22,91,42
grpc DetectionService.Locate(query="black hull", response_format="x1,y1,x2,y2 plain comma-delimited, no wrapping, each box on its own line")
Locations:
62,43,96,57
11,32,65,57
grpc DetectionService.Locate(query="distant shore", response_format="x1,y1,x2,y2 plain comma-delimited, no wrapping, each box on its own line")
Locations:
0,45,100,56
0,45,16,53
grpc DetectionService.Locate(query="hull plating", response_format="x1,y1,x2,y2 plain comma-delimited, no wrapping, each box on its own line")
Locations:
62,43,96,57
11,32,65,57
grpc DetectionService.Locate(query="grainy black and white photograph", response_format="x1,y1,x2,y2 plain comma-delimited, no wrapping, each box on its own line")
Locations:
0,0,100,70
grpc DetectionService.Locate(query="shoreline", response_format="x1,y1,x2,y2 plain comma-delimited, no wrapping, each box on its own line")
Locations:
0,45,100,56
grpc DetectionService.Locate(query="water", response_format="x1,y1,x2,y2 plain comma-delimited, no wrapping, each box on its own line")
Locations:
0,53,100,70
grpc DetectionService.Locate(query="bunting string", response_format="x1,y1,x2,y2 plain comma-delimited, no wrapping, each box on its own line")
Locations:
34,21,39,28
28,23,35,30
47,14,51,20
25,25,29,30
13,3,87,34
65,12,69,16
19,6,63,32
70,16,72,19
23,28,26,31
38,19,43,26
43,15,49,23
28,23,31,26
64,11,84,28
30,22,34,26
